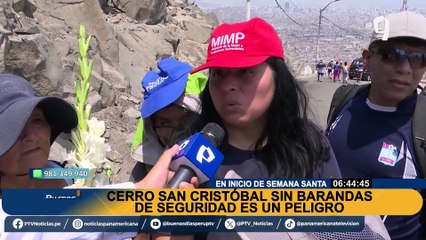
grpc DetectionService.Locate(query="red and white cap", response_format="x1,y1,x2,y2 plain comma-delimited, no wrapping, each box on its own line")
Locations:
192,17,284,73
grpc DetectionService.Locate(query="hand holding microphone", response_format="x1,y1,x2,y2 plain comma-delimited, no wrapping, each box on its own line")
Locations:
134,145,197,189
167,123,225,188
134,122,224,189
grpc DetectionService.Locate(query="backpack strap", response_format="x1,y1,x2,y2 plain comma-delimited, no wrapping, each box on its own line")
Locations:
413,90,426,178
325,84,369,135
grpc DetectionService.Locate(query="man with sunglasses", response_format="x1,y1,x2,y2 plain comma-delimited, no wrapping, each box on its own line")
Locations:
327,11,426,240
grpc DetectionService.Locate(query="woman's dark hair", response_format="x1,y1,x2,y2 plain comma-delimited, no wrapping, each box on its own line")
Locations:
263,57,331,177
191,57,330,178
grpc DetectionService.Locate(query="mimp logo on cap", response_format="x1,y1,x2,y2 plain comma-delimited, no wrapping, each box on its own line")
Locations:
210,32,245,54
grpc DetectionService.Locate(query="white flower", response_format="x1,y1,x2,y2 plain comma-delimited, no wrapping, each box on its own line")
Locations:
87,117,105,137
66,150,97,187
66,117,110,187
83,131,110,166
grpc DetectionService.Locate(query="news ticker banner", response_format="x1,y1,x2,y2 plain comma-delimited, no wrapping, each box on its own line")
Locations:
2,188,422,216
5,216,364,232
25,173,426,188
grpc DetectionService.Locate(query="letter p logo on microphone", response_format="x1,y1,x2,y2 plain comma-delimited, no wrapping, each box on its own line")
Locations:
170,132,224,183
196,145,215,163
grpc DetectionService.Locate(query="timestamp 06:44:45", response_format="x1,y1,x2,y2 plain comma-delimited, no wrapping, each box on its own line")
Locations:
330,179,372,188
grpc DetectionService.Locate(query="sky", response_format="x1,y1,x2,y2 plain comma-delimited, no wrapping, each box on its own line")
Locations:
195,0,426,10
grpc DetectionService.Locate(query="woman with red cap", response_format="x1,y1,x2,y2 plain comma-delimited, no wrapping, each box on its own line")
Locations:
191,17,341,186
174,17,390,240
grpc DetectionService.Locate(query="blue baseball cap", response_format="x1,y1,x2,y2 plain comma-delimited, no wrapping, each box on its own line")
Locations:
141,58,193,118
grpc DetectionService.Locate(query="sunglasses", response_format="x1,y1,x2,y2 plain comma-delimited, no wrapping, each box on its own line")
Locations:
370,47,426,69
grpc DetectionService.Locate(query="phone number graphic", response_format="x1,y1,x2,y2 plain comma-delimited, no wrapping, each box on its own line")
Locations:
30,168,90,179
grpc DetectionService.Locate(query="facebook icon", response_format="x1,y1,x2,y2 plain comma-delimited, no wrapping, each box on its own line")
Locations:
12,218,23,229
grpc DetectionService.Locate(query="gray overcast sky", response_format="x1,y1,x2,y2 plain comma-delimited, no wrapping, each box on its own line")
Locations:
195,0,426,9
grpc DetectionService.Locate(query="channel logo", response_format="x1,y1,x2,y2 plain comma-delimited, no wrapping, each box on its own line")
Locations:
12,218,23,230
72,218,84,230
150,218,161,230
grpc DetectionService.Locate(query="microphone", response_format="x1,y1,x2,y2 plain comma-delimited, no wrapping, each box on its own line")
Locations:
167,123,225,188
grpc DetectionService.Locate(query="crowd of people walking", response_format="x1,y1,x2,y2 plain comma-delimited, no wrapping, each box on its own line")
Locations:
316,59,350,85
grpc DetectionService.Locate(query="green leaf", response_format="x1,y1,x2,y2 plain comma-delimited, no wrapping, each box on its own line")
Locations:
85,105,91,122
79,24,85,40
85,35,92,53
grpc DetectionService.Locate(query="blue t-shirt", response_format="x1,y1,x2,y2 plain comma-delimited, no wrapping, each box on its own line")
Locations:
327,88,424,239
214,137,341,179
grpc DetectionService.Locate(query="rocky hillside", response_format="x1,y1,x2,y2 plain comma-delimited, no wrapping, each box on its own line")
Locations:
0,0,218,183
